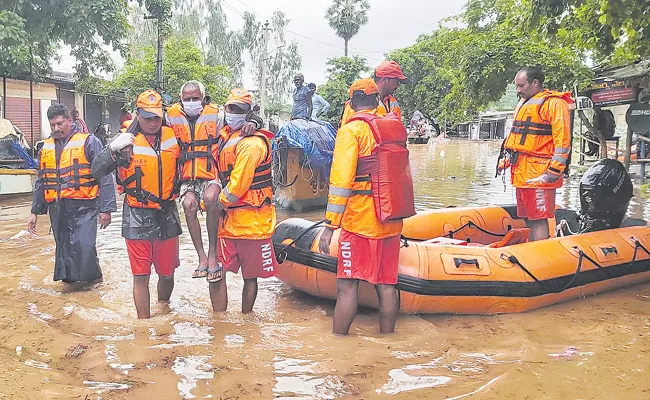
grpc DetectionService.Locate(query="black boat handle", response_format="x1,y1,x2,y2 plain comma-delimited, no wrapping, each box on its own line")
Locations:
454,258,480,269
600,246,618,256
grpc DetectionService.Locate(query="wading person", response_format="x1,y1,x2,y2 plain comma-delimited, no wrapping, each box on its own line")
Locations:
497,66,573,241
210,88,278,314
340,60,408,127
168,80,260,281
319,78,415,335
92,90,182,319
28,104,116,285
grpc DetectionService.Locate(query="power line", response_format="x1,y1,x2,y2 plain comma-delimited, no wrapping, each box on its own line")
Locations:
234,0,265,20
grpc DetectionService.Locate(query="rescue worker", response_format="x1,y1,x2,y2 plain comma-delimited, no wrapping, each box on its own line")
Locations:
167,80,261,281
497,66,573,241
120,119,132,133
210,88,278,314
319,78,412,335
27,103,116,284
91,90,183,319
340,60,408,127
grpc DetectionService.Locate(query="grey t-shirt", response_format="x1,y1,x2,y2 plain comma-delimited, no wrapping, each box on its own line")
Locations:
292,85,311,119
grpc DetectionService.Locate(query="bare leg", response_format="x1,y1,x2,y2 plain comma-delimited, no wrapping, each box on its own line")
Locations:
375,284,398,334
133,275,151,319
183,192,207,272
209,274,228,312
526,218,551,241
242,278,258,314
204,184,221,275
333,279,359,335
157,273,174,302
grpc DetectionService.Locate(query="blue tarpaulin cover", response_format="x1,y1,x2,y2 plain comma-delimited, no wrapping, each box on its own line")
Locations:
274,119,337,181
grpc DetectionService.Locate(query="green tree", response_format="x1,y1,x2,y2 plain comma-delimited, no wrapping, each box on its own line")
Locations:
317,56,370,125
244,10,302,116
0,0,138,77
525,0,650,63
325,0,371,57
113,36,230,105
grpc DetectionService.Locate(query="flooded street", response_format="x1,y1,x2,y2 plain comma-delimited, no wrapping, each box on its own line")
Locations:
1,140,650,399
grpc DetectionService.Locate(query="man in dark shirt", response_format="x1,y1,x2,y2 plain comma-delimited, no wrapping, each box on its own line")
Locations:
28,103,116,284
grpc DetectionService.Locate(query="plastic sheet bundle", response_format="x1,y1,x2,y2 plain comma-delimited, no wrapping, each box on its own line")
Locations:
274,119,337,181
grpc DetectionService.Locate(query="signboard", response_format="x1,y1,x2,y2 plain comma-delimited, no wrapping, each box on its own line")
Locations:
626,103,650,136
584,79,638,107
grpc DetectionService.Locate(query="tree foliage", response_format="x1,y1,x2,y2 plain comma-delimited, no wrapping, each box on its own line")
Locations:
111,36,230,105
0,0,142,77
325,0,371,56
390,0,592,125
243,10,302,115
317,56,370,125
525,0,650,64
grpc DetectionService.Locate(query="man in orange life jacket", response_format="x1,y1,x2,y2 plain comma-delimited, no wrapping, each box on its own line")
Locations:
27,104,116,284
167,80,261,281
320,78,409,335
92,90,183,319
210,88,277,314
497,66,573,241
340,60,408,127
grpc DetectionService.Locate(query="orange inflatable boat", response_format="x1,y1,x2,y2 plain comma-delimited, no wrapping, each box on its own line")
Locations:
272,205,650,314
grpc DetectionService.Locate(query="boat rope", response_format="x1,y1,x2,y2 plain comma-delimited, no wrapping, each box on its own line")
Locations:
271,147,299,188
446,221,508,238
276,220,326,264
400,235,410,248
505,240,650,294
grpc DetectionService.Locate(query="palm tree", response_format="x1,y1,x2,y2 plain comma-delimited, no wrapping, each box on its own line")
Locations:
325,0,371,57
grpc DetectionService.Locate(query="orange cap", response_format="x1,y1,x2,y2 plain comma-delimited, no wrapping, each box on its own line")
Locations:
375,60,409,83
225,88,252,108
136,90,163,118
349,78,379,99
121,119,133,129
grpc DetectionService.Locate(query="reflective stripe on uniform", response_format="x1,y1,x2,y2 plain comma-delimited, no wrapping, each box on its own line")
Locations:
42,142,55,150
326,203,346,214
525,97,547,106
221,136,244,152
328,186,352,197
223,185,240,203
554,147,571,154
160,137,178,151
168,116,188,125
65,139,87,149
197,114,219,124
132,145,157,156
551,155,568,165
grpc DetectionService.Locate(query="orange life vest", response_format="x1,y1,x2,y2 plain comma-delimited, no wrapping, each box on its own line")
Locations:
503,90,573,189
40,133,99,203
167,103,221,180
217,128,274,209
340,94,402,128
117,127,180,209
348,113,416,222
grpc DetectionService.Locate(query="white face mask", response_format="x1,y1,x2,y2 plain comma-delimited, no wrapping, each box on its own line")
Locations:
225,113,247,131
182,101,203,118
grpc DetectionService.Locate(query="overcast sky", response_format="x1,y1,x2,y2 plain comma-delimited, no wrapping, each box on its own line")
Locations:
53,0,466,89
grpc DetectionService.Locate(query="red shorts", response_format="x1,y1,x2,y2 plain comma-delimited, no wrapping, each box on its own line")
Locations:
126,237,180,276
516,188,556,220
336,230,400,285
219,238,278,279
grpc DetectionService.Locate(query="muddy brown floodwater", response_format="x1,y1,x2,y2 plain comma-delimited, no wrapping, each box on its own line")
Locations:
1,140,650,399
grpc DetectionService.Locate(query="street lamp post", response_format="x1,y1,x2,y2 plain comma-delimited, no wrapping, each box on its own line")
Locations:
144,14,163,93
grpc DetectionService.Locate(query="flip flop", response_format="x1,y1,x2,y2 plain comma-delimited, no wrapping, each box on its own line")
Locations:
192,265,209,279
206,263,223,283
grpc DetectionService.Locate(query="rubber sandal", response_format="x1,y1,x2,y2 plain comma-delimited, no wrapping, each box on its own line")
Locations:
192,265,208,278
206,262,223,283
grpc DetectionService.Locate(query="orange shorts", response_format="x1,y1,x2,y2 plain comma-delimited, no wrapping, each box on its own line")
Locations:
125,237,180,276
516,188,556,220
336,230,400,285
219,238,278,279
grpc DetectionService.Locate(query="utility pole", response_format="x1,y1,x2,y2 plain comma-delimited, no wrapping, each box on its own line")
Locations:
145,14,164,93
260,21,270,125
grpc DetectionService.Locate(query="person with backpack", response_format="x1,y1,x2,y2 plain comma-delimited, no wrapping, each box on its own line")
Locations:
318,78,416,335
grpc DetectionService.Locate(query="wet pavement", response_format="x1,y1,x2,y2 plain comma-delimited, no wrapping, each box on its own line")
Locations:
1,140,649,399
